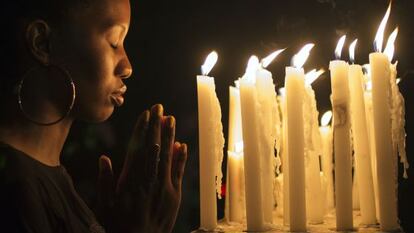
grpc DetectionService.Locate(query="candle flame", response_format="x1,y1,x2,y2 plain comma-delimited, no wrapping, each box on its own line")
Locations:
396,78,401,84
245,55,260,82
349,39,358,63
321,110,333,127
335,35,346,60
305,68,325,86
279,87,286,97
235,141,244,154
292,43,314,68
201,51,218,76
261,48,286,68
384,27,398,61
374,2,391,52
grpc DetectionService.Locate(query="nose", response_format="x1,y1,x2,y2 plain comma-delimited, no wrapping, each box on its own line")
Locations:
115,56,133,79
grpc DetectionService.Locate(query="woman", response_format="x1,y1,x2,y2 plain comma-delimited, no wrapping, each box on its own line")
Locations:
0,0,188,232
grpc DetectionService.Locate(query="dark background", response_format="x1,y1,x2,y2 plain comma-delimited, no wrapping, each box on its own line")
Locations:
62,0,414,232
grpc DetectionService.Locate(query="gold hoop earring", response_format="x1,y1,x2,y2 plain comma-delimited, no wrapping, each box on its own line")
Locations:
16,64,76,126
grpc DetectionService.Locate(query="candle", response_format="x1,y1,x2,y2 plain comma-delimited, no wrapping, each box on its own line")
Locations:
285,44,314,232
319,111,334,212
329,35,353,231
227,85,245,222
304,69,325,224
256,50,284,223
348,39,377,224
197,51,225,230
239,56,265,231
279,88,290,226
369,4,399,230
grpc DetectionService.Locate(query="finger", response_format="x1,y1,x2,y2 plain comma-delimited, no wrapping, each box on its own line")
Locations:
159,115,175,185
118,110,150,192
98,155,115,208
143,104,163,180
172,143,188,190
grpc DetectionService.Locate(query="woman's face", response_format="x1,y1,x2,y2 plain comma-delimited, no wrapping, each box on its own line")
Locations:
52,0,132,122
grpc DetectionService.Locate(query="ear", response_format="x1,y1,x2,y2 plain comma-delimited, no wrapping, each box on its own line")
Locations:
25,20,51,65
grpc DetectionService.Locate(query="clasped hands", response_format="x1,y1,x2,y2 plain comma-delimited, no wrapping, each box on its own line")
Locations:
97,104,188,233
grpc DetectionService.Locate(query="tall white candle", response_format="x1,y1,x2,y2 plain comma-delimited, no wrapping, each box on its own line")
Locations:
227,86,245,222
329,35,353,231
279,88,290,226
319,111,334,212
369,5,399,230
239,56,265,231
348,40,377,224
197,52,224,230
304,70,324,224
255,50,284,223
285,44,314,232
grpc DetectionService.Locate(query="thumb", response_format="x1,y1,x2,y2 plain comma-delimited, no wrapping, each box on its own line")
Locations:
98,155,115,209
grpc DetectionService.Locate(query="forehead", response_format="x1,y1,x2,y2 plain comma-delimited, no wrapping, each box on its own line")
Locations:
70,0,131,28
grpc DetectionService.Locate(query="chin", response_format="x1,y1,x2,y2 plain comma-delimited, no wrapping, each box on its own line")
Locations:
77,106,115,123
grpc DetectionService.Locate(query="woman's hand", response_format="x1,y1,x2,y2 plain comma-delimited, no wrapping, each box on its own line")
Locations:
97,104,188,233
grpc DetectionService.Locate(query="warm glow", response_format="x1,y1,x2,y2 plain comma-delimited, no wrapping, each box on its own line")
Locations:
261,48,286,68
244,55,260,82
374,2,391,52
279,87,286,97
201,51,218,76
384,27,398,62
349,39,358,63
235,141,244,153
396,78,401,84
292,43,315,68
335,35,346,60
321,110,333,127
305,68,325,86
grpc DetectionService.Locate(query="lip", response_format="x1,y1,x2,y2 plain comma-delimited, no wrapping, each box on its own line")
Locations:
111,85,127,107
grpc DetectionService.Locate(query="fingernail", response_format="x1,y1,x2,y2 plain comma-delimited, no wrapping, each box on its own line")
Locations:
151,104,163,117
167,116,175,128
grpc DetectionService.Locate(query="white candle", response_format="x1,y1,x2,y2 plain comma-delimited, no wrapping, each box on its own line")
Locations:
329,35,353,231
279,88,290,226
319,111,334,213
348,40,377,224
369,4,401,230
255,50,284,223
285,44,314,232
304,70,324,224
239,56,265,231
227,86,245,222
197,52,224,230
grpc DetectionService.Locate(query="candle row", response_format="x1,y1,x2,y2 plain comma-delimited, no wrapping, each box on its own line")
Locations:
196,2,409,232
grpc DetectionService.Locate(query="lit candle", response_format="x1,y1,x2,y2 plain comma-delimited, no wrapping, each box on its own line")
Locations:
347,39,377,224
304,69,325,224
256,50,284,223
227,83,245,222
369,4,399,230
285,44,314,232
319,111,334,212
279,87,290,226
197,51,225,230
239,56,266,231
329,35,353,231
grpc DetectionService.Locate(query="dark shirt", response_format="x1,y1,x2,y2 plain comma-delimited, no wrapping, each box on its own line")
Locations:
0,143,105,233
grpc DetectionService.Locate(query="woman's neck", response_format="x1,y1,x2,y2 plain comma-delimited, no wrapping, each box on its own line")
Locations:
0,117,73,166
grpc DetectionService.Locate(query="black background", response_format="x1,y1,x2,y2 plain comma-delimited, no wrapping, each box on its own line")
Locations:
62,0,414,232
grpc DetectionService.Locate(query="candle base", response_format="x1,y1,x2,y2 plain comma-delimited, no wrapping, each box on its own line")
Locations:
192,210,404,233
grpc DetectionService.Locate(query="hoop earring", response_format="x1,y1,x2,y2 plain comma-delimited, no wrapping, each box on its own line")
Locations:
16,64,76,126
